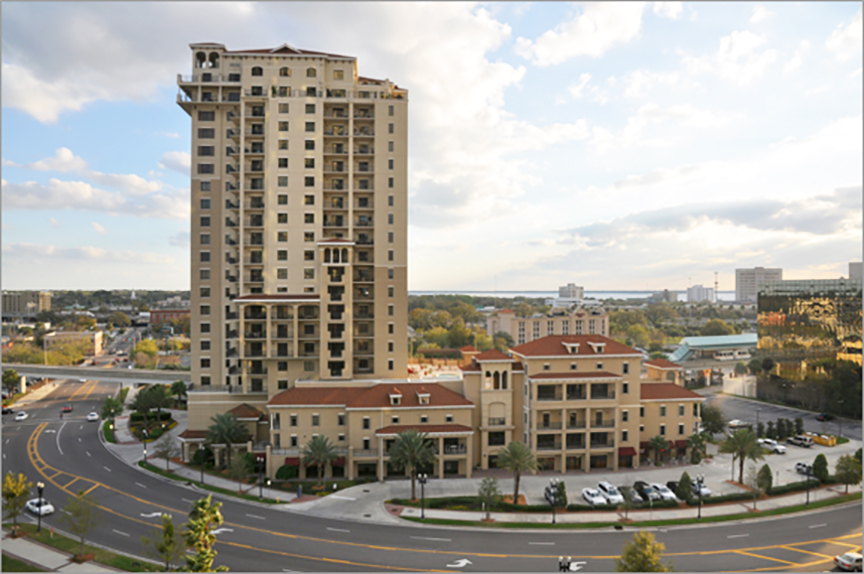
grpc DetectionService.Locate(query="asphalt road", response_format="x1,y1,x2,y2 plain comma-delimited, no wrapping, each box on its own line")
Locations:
3,380,861,572
706,391,862,441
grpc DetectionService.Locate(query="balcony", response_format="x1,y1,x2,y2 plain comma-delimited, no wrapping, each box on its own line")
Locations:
536,390,563,401
536,442,562,451
245,201,265,210
225,218,238,227
323,128,349,137
566,420,587,429
353,129,374,137
487,417,506,427
353,449,378,458
434,444,467,455
589,439,615,449
591,420,615,429
566,439,586,450
244,88,266,98
226,312,238,320
244,332,266,340
353,148,374,155
245,128,265,137
536,422,563,430
353,112,375,119
590,391,616,400
324,111,349,119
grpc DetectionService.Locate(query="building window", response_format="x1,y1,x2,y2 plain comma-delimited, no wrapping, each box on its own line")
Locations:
388,177,394,188
304,268,314,280
305,158,315,168
388,195,394,206
660,424,666,436
304,361,315,371
388,250,394,261
305,122,315,132
278,380,288,390
388,359,394,371
388,341,394,352
391,416,399,424
280,67,291,77
304,232,314,242
200,358,210,368
306,67,317,77
660,405,667,417
198,111,215,121
388,213,394,224
622,430,629,442
640,425,644,432
197,164,214,174
388,305,394,316
596,362,603,370
278,121,289,131
678,423,685,435
639,407,644,417
200,305,210,315
251,66,263,76
543,363,550,371
334,69,344,80
388,286,394,297
277,157,288,168
678,405,685,417
198,128,215,139
278,213,288,224
200,251,210,262
304,213,314,224
200,181,211,192
388,324,394,334
388,105,394,116
279,139,289,150
277,250,288,261
290,414,298,427
304,250,314,261
200,323,210,333
305,140,315,150
622,411,629,422
277,268,288,280
622,382,629,394
197,146,215,157
363,417,370,430
200,233,210,245
278,103,289,113
388,159,394,170
570,363,577,371
201,340,210,351
278,232,288,242
200,287,210,297
388,268,394,279
305,195,314,205
623,363,629,374
337,414,345,426
693,404,699,417
305,103,316,114
275,194,287,205
420,415,428,424
488,432,506,446
388,123,394,134
305,176,315,187
445,414,453,423
290,435,298,447
312,414,320,427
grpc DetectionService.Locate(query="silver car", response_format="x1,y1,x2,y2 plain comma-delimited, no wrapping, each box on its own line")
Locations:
596,481,624,504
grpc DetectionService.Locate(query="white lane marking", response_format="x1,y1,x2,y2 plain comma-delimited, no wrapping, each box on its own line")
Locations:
79,425,83,430
78,437,81,443
528,542,555,545
112,529,130,537
327,527,351,533
727,534,749,539
4,439,8,445
86,451,91,457
411,536,452,542
56,421,66,455
44,429,56,434
212,528,233,535
329,495,357,501
809,523,827,529
447,559,472,568
246,513,266,520
182,498,196,504
103,466,112,472
141,512,166,518
135,482,148,489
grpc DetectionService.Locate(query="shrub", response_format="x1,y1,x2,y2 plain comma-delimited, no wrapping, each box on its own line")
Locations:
677,472,693,502
813,454,829,482
685,492,752,506
192,446,214,469
757,464,773,493
241,452,258,474
768,478,822,496
554,481,568,508
130,411,172,423
275,465,298,480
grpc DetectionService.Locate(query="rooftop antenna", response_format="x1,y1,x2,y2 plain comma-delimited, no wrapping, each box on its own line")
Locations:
714,271,719,304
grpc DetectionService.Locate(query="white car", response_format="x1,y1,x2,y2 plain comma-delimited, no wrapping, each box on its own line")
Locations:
596,481,624,505
728,419,749,430
835,552,862,572
757,438,787,454
26,498,54,516
87,412,100,422
650,483,679,502
581,488,607,506
692,482,712,498
15,411,28,421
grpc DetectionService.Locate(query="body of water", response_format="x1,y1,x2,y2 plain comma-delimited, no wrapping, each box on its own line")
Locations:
408,290,738,302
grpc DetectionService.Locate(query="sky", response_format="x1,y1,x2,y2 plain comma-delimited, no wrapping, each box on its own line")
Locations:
2,1,862,292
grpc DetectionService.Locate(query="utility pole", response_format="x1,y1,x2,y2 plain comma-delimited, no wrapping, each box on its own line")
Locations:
714,271,719,304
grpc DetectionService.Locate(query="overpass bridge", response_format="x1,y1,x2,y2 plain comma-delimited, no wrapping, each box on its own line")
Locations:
1,364,190,385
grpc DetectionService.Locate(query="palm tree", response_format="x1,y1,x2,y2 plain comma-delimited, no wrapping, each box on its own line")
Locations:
686,432,706,464
301,435,338,485
388,429,437,500
495,441,538,505
719,428,763,484
170,380,187,408
648,435,670,465
206,413,249,469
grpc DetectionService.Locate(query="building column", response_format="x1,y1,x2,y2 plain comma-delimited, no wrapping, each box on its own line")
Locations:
265,304,272,359
18,376,26,394
466,435,473,478
437,437,444,479
348,446,355,480
377,436,384,482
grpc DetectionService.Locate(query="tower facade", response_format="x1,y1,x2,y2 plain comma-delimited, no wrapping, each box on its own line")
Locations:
179,43,408,429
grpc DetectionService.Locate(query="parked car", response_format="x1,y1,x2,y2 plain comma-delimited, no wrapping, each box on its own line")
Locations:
650,483,679,502
15,411,28,421
796,462,813,475
666,481,679,494
728,419,750,430
86,412,99,422
757,438,787,454
25,498,54,516
581,488,607,506
2,407,14,415
596,481,624,505
620,486,643,503
787,435,814,448
816,413,835,422
61,405,73,413
633,481,662,501
692,482,712,498
834,551,862,572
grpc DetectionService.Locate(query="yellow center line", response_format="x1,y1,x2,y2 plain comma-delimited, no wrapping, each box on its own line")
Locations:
782,546,835,559
734,550,797,566
83,379,101,400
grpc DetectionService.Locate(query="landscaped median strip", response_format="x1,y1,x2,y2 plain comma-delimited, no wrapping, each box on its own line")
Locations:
3,523,161,572
137,461,281,504
399,492,862,529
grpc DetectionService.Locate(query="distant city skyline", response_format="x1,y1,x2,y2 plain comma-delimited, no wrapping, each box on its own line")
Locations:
2,2,861,291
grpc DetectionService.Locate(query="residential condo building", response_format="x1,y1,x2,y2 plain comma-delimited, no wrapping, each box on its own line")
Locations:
486,307,609,345
736,267,782,302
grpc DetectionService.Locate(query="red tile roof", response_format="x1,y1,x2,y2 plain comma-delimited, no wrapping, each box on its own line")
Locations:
348,383,473,409
268,386,367,406
178,430,208,440
529,371,621,380
511,335,640,357
640,383,705,401
375,424,473,435
226,403,265,420
474,349,514,362
459,362,481,372
224,44,354,59
460,345,479,353
645,358,681,369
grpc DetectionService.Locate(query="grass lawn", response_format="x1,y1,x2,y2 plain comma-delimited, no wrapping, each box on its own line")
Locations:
2,553,45,572
401,492,861,529
102,420,116,443
138,461,280,504
2,523,161,571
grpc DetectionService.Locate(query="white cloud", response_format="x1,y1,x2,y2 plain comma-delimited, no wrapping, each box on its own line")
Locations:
515,3,646,66
168,231,190,248
682,30,777,86
91,221,107,235
826,9,863,61
616,68,701,97
783,40,809,75
49,218,61,228
2,242,173,265
157,132,180,139
567,73,592,98
23,147,89,172
158,151,191,176
653,2,682,20
750,5,775,24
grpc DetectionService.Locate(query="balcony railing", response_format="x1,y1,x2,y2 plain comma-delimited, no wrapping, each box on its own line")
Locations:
589,440,615,449
536,443,562,451
353,449,378,458
591,420,615,428
537,422,563,430
487,417,506,427
537,393,563,401
567,421,587,429
590,391,616,400
566,441,586,450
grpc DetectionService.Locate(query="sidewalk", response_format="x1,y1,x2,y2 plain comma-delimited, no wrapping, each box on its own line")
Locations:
2,529,118,572
12,380,61,407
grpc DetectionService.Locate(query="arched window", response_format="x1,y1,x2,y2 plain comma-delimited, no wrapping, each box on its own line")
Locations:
251,66,263,77
195,52,206,68
493,371,500,390
208,52,220,69
341,248,348,262
333,249,340,263
324,249,331,263
279,67,291,77
484,371,492,389
501,371,508,390
306,67,317,78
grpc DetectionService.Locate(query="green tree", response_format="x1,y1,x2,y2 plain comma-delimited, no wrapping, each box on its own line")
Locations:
2,472,32,536
775,418,787,440
131,387,156,431
765,420,775,440
720,428,764,484
699,404,726,436
388,429,437,500
133,338,160,358
747,358,762,375
227,455,248,492
761,357,776,375
648,435,670,465
812,453,829,483
756,422,765,438
495,441,538,505
206,413,249,469
477,477,501,520
700,319,733,336
60,490,102,560
855,448,862,464
2,369,19,397
626,324,651,349
141,513,184,571
182,495,229,572
554,481,568,508
447,317,472,349
101,396,124,428
676,471,693,502
734,362,748,375
619,486,637,521
794,417,804,436
109,311,132,328
686,433,706,464
301,435,338,486
745,465,762,511
615,531,672,572
153,434,181,472
835,454,863,494
494,331,514,348
171,381,187,408
757,463,773,494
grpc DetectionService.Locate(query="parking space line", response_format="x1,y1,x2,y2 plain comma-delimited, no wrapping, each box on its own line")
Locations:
64,477,79,489
734,551,796,566
782,546,834,560
82,484,100,496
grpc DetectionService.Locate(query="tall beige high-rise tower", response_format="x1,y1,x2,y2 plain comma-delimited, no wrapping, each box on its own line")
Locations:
178,43,408,430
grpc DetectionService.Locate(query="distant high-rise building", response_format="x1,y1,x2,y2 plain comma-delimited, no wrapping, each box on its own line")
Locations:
686,284,715,303
1,291,51,319
736,267,782,302
849,262,862,281
558,283,584,299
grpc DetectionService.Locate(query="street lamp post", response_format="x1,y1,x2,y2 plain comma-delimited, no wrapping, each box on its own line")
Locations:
755,408,760,433
142,429,148,461
838,399,844,438
36,481,45,532
418,473,428,520
696,474,705,520
805,469,811,506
